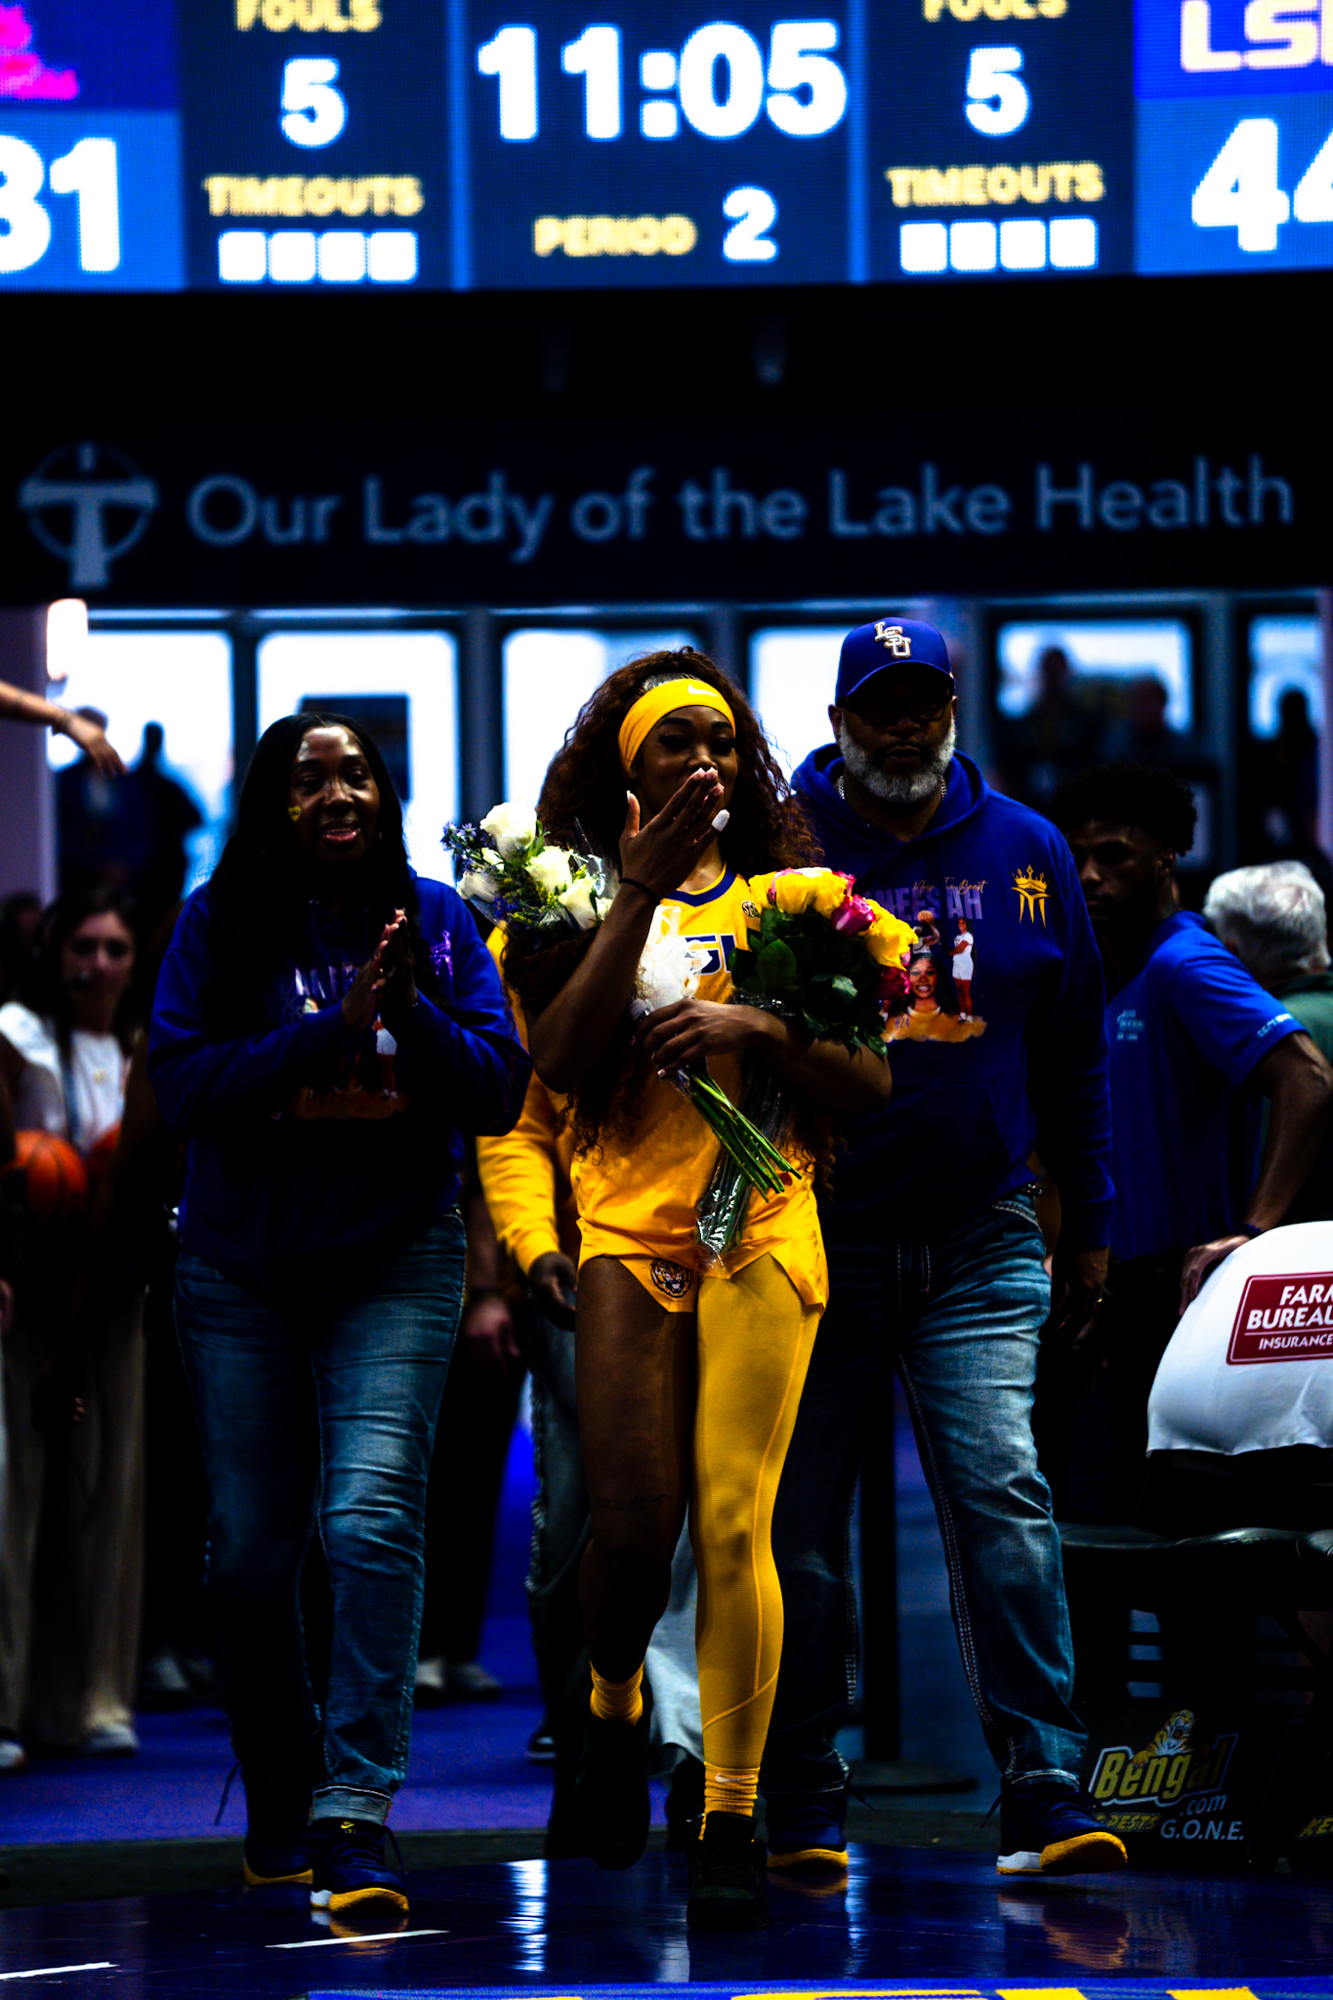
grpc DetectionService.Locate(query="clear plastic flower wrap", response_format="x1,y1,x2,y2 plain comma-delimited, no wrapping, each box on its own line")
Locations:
631,906,795,1233
695,1056,796,1263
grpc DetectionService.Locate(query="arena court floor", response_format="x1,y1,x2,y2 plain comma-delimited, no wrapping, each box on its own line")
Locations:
2,1399,1329,1992
0,1844,1331,1993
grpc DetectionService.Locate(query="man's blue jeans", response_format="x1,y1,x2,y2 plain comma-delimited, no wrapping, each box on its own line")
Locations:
762,1197,1085,1805
174,1214,465,1824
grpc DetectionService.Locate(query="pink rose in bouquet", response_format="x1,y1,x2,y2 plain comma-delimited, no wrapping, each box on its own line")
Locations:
833,894,877,937
878,959,911,1005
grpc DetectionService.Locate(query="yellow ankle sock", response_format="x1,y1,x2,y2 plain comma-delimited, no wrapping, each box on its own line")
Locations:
702,1765,760,1829
590,1663,644,1726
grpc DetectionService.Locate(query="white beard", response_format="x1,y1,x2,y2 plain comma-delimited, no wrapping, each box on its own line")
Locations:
838,717,956,805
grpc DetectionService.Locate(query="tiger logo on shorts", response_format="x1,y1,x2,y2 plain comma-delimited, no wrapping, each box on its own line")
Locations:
651,1258,694,1299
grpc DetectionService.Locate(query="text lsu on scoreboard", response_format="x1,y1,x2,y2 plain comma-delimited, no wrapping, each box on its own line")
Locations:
0,0,1330,291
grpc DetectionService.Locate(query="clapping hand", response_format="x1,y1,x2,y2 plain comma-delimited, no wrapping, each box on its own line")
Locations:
341,910,412,1033
377,908,419,1031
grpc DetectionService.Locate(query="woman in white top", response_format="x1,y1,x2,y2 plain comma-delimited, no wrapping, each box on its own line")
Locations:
0,889,141,1770
952,917,976,1020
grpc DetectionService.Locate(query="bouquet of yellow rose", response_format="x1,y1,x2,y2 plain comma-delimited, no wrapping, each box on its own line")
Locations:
733,867,918,1057
696,869,916,1260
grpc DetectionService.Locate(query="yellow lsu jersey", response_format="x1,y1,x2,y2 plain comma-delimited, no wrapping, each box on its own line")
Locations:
572,867,826,1310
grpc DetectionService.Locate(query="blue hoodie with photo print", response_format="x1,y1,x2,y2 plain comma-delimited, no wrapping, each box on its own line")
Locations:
792,747,1114,1247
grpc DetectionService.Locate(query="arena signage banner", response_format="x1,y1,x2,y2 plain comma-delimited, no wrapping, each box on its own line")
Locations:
1,410,1324,608
1229,1273,1333,1362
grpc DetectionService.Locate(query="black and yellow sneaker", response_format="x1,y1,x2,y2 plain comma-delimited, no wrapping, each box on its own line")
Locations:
242,1830,314,1887
996,1781,1128,1876
309,1818,408,1917
687,1812,769,1932
765,1791,849,1875
235,1758,316,1887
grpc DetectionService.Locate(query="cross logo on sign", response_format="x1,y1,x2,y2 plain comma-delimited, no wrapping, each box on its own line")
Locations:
19,442,158,590
873,621,912,657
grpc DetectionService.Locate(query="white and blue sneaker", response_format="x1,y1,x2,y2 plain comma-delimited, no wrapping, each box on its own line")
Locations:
996,1781,1128,1876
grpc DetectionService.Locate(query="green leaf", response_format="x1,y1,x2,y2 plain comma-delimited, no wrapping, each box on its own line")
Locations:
831,975,858,1002
756,939,799,995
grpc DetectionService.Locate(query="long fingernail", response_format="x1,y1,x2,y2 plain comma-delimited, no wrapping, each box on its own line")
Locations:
712,810,730,831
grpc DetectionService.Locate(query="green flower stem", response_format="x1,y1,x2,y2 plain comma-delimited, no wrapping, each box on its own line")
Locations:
672,1071,796,1197
692,1076,792,1172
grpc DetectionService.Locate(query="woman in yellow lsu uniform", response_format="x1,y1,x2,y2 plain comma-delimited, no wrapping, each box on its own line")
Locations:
504,651,891,1931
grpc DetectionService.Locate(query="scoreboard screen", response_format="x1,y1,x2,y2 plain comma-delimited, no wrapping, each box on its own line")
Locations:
1,0,1331,292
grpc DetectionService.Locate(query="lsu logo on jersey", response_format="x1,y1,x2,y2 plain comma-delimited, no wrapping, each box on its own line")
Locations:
691,932,739,976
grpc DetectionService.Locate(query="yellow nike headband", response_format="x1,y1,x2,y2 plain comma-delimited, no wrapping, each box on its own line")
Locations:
617,680,736,774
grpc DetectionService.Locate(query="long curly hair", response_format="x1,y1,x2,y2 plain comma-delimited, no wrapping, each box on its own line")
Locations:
505,648,820,1154
202,711,443,1034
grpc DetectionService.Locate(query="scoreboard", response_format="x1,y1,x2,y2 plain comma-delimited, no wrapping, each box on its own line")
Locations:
1,0,1331,291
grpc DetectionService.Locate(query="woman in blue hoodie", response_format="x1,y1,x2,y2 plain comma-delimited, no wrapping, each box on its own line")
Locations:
148,713,529,1921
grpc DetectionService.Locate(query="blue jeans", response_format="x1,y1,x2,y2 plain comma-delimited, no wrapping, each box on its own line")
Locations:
174,1214,465,1823
762,1198,1084,1803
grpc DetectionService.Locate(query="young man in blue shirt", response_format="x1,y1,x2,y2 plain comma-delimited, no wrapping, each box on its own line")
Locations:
760,618,1124,1881
1052,764,1333,1523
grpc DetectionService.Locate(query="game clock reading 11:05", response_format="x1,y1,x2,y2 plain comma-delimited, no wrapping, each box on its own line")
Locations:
465,2,854,288
2,0,1329,291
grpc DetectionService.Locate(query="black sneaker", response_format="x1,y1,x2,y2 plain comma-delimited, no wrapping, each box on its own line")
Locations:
996,1780,1128,1877
235,1756,318,1887
309,1817,408,1916
765,1790,849,1874
243,1828,314,1888
572,1706,651,1870
526,1719,557,1764
688,1812,769,1931
665,1755,706,1850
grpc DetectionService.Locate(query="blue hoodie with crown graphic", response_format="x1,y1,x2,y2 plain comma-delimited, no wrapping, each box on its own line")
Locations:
792,746,1113,1246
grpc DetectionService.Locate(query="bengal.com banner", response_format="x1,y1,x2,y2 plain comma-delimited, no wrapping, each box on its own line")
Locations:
1228,1272,1333,1364
1088,1709,1244,1849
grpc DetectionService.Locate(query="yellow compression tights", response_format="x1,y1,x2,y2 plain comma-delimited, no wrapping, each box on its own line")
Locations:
691,1254,821,1824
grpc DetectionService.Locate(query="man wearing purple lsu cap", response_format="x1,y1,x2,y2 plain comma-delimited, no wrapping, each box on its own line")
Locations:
759,617,1121,1880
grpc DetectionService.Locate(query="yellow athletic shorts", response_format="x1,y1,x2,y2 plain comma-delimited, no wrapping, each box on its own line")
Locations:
621,1255,699,1313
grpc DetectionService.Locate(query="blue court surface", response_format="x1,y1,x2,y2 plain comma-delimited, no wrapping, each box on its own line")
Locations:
0,1845,1331,1993
3,1401,1328,1991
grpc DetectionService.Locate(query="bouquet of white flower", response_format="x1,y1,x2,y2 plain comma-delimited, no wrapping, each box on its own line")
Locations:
442,802,614,934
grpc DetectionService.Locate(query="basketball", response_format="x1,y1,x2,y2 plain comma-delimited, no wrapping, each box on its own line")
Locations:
5,1131,89,1226
84,1124,121,1186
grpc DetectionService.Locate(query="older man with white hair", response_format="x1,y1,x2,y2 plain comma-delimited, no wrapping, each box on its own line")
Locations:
1205,860,1333,1223
1204,861,1333,1067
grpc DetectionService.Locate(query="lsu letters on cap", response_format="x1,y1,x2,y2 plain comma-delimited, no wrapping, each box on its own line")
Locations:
836,618,955,708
